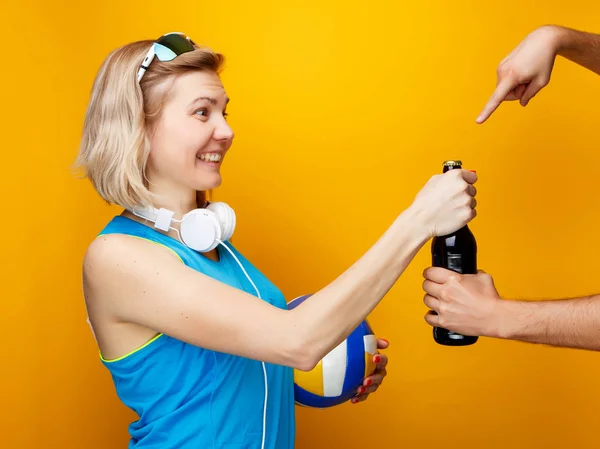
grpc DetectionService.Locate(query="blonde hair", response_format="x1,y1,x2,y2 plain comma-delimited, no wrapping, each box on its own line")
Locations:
74,39,225,210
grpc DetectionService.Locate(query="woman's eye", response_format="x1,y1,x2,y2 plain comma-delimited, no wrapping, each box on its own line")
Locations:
195,108,208,117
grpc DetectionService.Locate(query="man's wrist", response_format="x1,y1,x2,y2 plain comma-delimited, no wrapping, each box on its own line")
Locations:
487,298,523,340
542,24,573,56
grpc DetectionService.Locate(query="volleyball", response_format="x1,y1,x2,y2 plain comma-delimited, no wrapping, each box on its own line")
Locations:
287,294,378,408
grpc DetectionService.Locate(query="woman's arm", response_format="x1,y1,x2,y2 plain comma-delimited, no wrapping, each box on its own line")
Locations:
84,169,477,370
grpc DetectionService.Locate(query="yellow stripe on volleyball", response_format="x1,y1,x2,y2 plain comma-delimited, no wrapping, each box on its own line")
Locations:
294,359,324,396
363,335,378,377
293,339,350,397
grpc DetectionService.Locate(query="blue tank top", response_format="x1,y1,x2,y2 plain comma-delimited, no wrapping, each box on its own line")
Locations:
97,215,296,449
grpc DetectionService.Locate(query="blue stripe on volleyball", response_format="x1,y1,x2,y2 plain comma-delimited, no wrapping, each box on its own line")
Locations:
287,294,310,309
294,385,353,408
363,319,374,336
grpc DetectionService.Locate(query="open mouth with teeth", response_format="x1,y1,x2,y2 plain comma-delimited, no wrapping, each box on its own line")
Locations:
197,152,223,163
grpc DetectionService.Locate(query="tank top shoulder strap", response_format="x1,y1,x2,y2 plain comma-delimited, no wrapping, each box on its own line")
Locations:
98,215,192,265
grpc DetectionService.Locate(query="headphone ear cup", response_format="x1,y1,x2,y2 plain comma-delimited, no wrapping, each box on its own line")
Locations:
206,202,236,242
180,209,222,252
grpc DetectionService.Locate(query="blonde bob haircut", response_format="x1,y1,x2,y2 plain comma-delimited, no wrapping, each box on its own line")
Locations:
75,39,225,210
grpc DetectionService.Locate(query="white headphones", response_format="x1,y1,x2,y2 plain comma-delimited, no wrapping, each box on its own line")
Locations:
131,201,236,252
130,200,269,449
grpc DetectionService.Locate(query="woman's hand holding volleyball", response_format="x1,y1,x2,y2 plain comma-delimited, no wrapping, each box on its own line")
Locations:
410,169,478,238
351,337,389,404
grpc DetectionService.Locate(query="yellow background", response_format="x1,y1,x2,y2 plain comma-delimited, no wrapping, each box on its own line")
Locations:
2,1,600,448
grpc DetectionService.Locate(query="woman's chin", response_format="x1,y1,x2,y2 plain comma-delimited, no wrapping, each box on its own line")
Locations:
191,173,222,192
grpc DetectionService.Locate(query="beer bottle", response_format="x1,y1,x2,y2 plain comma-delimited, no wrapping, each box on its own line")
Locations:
431,160,478,346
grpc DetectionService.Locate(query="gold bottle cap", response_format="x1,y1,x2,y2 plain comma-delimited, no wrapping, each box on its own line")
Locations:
443,160,462,167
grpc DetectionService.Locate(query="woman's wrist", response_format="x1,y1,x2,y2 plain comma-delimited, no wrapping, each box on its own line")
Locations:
392,204,433,248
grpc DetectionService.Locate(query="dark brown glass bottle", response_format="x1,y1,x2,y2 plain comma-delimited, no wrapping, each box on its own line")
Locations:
431,160,478,346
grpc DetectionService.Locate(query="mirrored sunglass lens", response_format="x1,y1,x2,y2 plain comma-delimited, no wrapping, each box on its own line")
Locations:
154,44,178,61
157,34,195,55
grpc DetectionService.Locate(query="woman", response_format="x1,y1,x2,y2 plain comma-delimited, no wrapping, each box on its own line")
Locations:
76,32,477,449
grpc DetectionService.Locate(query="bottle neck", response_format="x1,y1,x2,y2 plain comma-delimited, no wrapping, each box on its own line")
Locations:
443,165,461,173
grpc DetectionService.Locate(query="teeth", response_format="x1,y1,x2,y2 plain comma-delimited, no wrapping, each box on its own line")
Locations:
198,153,222,162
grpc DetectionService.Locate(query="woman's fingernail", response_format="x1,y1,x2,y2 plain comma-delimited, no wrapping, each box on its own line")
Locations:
374,355,381,363
381,338,389,345
365,378,372,387
470,170,477,174
358,386,366,394
351,398,357,403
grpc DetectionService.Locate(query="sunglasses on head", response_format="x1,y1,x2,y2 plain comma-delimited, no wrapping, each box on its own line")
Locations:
137,32,197,82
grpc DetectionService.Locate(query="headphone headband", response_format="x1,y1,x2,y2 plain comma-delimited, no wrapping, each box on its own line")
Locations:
131,206,175,232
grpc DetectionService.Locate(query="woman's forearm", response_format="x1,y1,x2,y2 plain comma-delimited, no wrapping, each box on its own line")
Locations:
293,205,430,366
